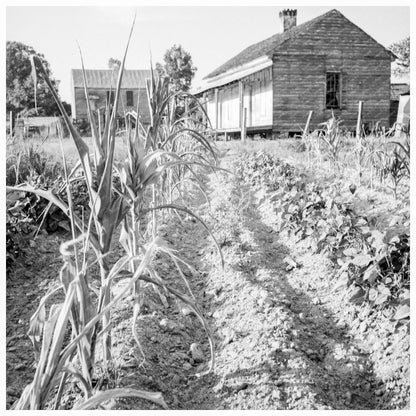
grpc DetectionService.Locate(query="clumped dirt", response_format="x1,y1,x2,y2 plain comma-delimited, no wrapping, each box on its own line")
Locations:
6,151,409,410
6,233,66,407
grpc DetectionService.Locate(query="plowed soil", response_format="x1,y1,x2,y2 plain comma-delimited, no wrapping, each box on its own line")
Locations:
6,147,409,410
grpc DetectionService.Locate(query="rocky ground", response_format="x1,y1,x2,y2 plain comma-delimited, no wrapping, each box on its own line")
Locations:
6,149,410,410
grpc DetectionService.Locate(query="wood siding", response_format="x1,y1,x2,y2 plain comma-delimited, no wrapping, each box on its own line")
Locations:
72,87,150,123
271,12,391,132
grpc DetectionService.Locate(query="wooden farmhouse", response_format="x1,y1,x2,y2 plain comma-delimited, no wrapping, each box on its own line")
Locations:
70,69,151,126
194,9,395,137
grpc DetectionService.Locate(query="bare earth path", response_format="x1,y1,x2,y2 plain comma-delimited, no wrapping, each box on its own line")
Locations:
6,152,408,410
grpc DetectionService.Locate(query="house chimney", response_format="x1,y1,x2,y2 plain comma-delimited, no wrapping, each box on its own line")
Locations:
279,9,297,32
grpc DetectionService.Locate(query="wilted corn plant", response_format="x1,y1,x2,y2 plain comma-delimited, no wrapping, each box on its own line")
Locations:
317,112,343,168
301,130,322,168
7,18,222,409
391,136,410,177
374,140,409,199
116,68,222,369
350,134,378,186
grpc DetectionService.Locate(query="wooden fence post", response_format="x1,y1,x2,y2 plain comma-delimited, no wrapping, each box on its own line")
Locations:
302,110,313,139
356,101,363,139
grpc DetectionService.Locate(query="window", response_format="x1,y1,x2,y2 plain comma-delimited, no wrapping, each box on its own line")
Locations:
326,72,341,109
106,91,115,105
126,90,134,106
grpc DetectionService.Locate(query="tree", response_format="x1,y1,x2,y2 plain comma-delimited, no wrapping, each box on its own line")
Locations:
156,44,197,93
389,36,410,76
108,57,121,71
6,41,70,116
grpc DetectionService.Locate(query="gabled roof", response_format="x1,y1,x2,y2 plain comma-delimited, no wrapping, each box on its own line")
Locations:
71,69,151,89
204,9,394,80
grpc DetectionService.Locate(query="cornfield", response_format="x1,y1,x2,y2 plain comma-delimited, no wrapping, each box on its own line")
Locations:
6,20,223,410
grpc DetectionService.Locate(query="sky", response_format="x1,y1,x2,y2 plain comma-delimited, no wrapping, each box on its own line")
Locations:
6,2,411,104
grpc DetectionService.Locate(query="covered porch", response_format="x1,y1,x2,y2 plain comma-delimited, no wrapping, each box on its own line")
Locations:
194,59,273,140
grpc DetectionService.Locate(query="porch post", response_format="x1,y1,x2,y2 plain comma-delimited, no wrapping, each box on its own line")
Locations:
242,108,247,142
239,80,244,132
214,88,219,141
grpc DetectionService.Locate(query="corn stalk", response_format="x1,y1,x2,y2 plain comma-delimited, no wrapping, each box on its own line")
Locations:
9,17,224,410
317,113,343,169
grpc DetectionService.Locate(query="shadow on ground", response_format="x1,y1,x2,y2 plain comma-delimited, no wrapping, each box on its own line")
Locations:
217,193,388,410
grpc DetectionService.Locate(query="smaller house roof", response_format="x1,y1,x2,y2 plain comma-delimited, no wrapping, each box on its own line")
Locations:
391,72,410,86
391,84,410,101
71,69,151,89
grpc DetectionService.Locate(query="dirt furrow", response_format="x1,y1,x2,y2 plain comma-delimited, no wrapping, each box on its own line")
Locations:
175,169,384,410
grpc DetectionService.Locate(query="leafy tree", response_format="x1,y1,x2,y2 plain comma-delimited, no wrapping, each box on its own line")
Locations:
108,57,121,71
389,36,410,76
156,44,197,93
155,62,166,79
6,41,70,116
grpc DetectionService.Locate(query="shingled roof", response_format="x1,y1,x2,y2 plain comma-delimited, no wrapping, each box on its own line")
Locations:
71,69,151,89
204,9,393,80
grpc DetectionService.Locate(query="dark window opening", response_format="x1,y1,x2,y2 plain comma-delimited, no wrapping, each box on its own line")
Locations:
106,91,115,106
326,72,341,109
126,90,134,106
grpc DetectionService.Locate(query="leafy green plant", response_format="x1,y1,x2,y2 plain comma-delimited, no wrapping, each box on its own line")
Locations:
339,229,409,322
235,151,409,322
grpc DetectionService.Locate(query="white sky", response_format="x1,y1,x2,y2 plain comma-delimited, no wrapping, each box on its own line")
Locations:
5,2,411,104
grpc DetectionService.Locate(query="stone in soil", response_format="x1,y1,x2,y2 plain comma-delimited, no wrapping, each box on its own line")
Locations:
183,362,192,371
189,343,204,363
234,382,249,392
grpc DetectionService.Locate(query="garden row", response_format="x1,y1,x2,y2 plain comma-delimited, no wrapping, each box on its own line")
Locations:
234,151,410,325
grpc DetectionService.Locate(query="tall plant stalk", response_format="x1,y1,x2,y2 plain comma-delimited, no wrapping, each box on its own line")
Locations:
8,17,224,409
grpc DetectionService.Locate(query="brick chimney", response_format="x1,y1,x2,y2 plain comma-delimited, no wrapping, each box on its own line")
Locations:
279,9,297,32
